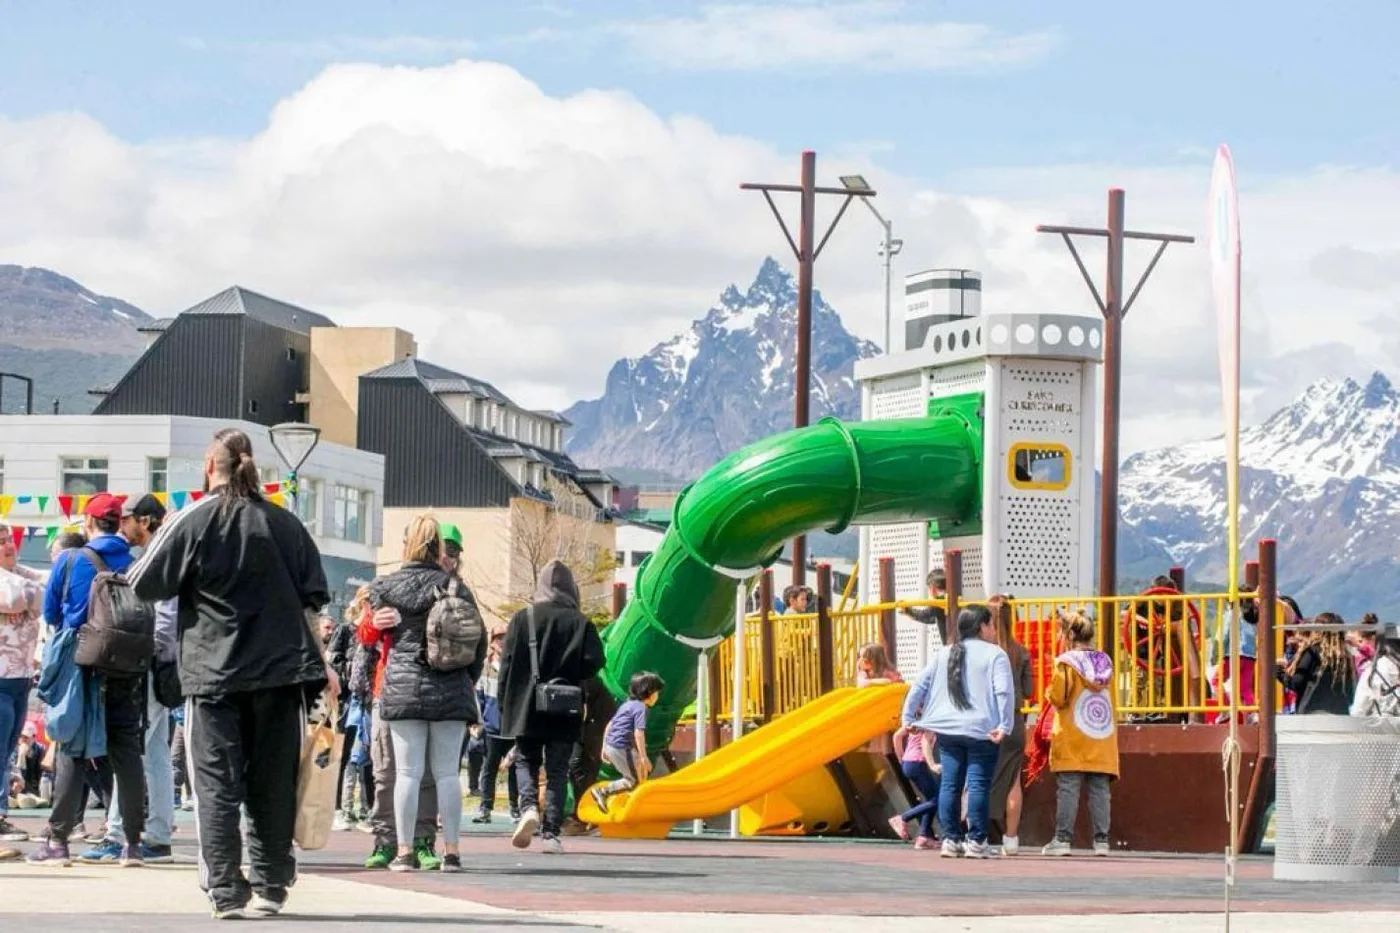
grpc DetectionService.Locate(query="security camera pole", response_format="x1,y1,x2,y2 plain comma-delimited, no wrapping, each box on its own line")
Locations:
742,150,876,587
1036,189,1194,599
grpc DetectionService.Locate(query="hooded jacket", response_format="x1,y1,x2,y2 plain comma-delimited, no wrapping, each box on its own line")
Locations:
370,561,483,724
128,491,330,697
496,561,605,743
44,535,133,631
1046,648,1119,777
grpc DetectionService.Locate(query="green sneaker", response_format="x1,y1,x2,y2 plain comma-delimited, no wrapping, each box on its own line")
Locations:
413,839,441,872
364,844,394,870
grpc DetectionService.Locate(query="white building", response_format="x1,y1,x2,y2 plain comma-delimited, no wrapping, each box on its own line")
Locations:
0,414,384,615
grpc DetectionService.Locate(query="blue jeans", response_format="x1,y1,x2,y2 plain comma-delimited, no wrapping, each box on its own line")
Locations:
0,677,29,816
899,760,941,839
938,734,999,844
106,677,174,845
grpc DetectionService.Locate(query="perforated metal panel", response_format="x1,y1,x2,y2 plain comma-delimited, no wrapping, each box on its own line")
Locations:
869,523,926,675
1274,716,1400,882
870,373,925,419
928,359,985,399
992,360,1084,595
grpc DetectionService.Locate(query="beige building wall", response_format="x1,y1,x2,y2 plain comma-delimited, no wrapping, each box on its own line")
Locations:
380,501,617,629
309,327,417,448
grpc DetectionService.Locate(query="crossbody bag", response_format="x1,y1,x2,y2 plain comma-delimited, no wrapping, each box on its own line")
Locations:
528,606,583,717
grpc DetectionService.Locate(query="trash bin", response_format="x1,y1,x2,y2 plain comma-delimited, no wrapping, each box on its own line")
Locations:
1273,714,1400,881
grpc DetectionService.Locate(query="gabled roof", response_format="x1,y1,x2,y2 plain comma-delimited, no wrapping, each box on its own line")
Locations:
182,286,335,334
576,468,619,486
532,409,573,426
362,358,510,404
137,318,172,334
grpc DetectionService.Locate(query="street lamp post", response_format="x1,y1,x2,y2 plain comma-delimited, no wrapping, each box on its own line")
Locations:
840,175,903,354
268,422,321,514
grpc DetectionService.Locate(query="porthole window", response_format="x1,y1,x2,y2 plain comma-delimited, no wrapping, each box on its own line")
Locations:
1008,443,1072,491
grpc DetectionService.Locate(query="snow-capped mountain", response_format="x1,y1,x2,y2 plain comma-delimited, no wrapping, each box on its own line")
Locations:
1120,372,1400,617
564,258,878,479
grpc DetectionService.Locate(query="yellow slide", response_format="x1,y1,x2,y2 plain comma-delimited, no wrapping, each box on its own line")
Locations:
577,682,910,839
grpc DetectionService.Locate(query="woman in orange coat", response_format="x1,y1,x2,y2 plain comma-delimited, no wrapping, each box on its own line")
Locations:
1042,610,1119,857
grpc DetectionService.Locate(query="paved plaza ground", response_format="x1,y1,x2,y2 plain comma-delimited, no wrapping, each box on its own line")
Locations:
2,809,1398,931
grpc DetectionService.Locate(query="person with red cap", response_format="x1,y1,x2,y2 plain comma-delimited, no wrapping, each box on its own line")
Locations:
27,492,144,868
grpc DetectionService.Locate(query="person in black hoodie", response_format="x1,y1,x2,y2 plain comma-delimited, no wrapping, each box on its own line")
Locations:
128,428,335,920
497,560,605,854
367,514,483,873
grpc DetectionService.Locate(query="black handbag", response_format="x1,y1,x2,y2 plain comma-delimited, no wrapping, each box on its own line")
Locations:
528,606,583,717
151,659,183,709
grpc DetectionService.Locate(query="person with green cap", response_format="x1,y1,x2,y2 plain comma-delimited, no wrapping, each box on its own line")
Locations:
439,524,463,576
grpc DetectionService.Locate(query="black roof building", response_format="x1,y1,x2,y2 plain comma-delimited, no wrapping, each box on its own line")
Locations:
94,286,332,426
357,357,613,513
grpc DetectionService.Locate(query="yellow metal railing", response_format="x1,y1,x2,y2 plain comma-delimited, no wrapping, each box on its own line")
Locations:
694,592,1279,727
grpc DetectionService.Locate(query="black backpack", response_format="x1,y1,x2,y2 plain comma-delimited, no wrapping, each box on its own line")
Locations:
70,547,156,677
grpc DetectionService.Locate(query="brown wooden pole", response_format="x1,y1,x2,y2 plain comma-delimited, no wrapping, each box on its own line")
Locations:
878,557,897,665
1098,188,1125,601
1239,538,1278,854
1168,565,1186,592
611,582,627,619
790,150,816,588
944,550,963,643
816,563,835,693
759,570,776,721
1244,560,1260,591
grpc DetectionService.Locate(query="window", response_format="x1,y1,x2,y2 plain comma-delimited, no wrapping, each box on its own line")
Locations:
0,456,5,493
489,405,504,435
148,457,169,494
295,478,322,534
629,551,653,567
61,457,109,495
332,485,369,543
507,412,519,440
614,551,626,567
247,399,259,415
1008,443,1072,491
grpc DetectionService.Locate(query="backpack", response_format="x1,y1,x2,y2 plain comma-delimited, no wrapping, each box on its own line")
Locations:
70,547,156,677
425,577,484,672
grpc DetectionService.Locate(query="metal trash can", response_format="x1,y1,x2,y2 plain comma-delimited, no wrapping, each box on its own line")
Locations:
1274,714,1400,881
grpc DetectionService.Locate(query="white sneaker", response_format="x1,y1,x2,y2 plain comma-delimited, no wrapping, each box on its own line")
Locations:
939,839,963,858
512,809,540,849
249,894,285,916
1094,839,1110,857
964,839,991,859
541,834,563,855
1001,835,1020,857
332,813,353,832
1042,838,1072,857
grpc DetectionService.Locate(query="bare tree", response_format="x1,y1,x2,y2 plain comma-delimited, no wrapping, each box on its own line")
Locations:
506,473,616,615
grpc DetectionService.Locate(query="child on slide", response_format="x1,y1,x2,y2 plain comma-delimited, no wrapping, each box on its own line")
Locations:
590,672,665,814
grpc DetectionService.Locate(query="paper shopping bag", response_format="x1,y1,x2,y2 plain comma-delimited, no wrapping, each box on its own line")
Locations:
294,695,343,851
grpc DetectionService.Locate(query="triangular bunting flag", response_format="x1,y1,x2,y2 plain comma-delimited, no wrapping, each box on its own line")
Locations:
268,492,287,509
57,495,74,518
264,483,280,494
27,526,42,541
154,492,169,508
190,491,205,502
46,527,58,548
16,496,31,505
76,495,91,515
171,491,187,510
10,527,23,551
0,495,12,518
37,496,49,514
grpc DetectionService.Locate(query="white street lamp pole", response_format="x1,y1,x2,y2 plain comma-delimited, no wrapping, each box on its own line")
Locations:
867,203,904,354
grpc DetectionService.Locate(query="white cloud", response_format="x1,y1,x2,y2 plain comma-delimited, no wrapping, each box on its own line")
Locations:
599,2,1059,72
1,57,1397,462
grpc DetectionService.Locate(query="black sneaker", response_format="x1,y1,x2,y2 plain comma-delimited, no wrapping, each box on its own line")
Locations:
469,807,492,824
441,853,461,873
388,853,416,872
0,817,29,842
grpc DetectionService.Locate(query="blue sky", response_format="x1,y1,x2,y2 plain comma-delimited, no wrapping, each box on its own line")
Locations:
3,0,1395,182
2,1,1397,449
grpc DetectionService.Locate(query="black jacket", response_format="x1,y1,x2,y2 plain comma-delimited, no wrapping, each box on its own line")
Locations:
497,561,605,743
128,490,329,697
1279,644,1356,715
370,561,482,724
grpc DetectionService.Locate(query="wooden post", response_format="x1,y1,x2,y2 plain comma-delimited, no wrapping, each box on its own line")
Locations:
611,582,627,619
816,563,835,694
1244,560,1259,591
759,570,776,721
878,557,897,666
944,550,963,644
1240,538,1278,855
1168,565,1186,592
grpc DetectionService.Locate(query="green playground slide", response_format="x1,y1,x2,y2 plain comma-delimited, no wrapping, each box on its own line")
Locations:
600,396,984,755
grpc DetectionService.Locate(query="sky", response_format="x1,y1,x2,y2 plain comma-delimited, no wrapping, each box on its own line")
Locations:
2,0,1398,454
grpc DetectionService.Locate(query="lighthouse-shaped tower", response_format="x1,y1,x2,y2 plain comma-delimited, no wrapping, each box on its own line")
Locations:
854,268,1104,675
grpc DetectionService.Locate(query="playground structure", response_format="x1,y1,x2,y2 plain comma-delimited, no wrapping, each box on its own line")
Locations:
583,256,1272,853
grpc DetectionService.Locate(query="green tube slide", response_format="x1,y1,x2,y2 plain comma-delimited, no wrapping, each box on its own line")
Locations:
601,397,983,755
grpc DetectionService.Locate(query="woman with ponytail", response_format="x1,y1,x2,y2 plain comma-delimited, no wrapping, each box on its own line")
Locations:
900,605,1014,859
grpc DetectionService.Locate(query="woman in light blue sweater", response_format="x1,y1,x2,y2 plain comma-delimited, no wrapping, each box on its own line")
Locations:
901,605,1014,859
